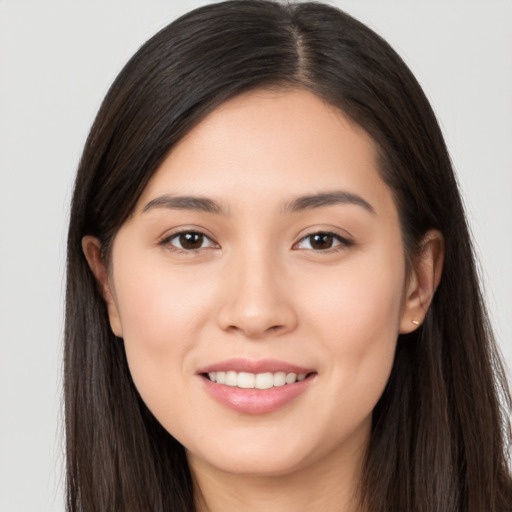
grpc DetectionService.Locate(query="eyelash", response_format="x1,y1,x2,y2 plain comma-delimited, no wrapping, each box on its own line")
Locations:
159,230,353,254
294,231,353,252
159,230,218,253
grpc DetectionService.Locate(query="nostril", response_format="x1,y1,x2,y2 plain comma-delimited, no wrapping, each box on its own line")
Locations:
215,296,298,338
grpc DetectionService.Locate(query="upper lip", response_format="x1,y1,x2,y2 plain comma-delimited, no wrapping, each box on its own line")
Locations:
197,358,315,375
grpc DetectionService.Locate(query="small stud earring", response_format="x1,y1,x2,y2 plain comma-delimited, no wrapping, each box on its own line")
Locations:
411,319,420,326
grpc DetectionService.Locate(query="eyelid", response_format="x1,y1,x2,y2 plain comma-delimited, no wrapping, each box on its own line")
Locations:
159,227,219,252
293,230,354,251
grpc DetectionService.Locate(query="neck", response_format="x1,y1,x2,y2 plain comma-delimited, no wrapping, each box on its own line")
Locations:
189,442,367,512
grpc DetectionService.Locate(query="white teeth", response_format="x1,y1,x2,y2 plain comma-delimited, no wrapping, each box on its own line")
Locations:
207,370,309,389
285,372,297,384
225,371,237,386
237,372,255,389
255,372,274,389
273,371,286,387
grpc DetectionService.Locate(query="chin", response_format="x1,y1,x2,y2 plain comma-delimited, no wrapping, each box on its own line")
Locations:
184,426,333,479
189,449,311,478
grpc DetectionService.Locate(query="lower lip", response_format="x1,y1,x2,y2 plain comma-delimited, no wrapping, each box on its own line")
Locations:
200,375,314,414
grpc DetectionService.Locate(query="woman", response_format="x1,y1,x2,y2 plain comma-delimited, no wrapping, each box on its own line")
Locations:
65,1,512,510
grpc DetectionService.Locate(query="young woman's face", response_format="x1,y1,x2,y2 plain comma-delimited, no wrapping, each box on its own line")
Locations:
103,89,414,479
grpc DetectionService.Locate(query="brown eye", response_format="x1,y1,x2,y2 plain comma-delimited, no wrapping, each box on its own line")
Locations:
295,232,351,251
179,232,204,249
165,231,216,251
309,233,334,250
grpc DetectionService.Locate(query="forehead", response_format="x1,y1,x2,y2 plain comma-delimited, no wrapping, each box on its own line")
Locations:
136,88,395,218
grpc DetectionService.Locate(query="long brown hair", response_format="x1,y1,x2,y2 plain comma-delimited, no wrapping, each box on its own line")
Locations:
65,1,512,510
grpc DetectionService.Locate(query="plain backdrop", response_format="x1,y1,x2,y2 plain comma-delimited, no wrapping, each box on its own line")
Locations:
1,1,511,510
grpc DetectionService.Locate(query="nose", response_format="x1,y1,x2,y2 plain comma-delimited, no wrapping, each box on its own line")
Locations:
215,250,298,339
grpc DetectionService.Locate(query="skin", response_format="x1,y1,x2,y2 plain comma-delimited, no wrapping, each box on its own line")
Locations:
84,88,443,512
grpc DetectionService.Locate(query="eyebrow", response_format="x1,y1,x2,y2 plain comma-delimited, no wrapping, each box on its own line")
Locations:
142,195,226,214
285,191,375,214
142,190,375,216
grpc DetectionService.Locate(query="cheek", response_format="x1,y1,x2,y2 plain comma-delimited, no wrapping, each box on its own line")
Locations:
113,252,216,345
305,248,404,334
111,256,214,410
302,249,405,411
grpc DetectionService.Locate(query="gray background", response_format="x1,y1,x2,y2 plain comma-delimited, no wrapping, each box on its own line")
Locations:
1,1,511,510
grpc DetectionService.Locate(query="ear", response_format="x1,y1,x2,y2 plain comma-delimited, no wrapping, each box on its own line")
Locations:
400,230,445,334
82,235,123,337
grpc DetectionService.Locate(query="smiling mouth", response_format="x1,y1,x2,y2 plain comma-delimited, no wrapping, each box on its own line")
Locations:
199,362,317,414
203,371,316,389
